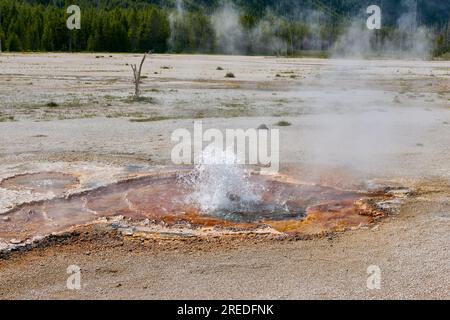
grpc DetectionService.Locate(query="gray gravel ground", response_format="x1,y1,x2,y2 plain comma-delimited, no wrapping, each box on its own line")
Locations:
0,54,449,299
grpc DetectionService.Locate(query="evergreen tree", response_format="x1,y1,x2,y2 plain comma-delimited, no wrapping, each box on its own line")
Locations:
0,27,5,52
0,0,448,56
6,32,21,51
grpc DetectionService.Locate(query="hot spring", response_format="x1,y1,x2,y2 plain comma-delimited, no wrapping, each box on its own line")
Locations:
0,154,406,246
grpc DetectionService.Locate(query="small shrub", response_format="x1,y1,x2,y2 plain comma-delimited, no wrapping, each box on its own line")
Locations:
46,102,59,108
275,120,291,127
225,72,235,78
257,124,269,130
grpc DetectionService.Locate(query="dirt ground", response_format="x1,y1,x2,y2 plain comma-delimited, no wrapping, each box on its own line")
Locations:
0,53,449,299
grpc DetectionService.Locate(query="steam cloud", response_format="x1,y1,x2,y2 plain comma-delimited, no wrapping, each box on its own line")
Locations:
168,0,326,55
332,0,434,59
169,0,435,59
168,0,441,179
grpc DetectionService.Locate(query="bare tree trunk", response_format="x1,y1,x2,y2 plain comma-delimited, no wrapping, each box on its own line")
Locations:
130,51,151,98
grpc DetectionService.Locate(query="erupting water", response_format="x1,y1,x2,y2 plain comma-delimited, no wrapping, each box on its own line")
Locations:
181,147,264,219
179,147,304,222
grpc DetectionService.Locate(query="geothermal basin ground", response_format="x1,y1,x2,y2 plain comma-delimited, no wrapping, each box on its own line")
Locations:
0,53,449,299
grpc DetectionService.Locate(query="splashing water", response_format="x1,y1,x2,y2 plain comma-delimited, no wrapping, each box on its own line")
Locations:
181,146,265,219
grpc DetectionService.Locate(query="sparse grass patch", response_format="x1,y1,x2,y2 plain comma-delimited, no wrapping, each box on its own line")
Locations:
129,116,172,122
104,95,116,101
124,96,155,104
0,115,15,122
272,112,290,117
274,98,289,104
223,102,246,109
106,111,146,119
194,112,205,119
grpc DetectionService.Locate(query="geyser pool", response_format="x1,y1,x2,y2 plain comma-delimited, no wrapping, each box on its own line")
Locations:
0,164,399,244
